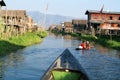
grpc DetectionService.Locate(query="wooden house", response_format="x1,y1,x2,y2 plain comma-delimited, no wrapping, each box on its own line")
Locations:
63,22,73,33
26,16,34,32
72,19,87,33
85,10,120,35
1,10,36,35
49,24,62,32
1,10,28,34
49,24,56,31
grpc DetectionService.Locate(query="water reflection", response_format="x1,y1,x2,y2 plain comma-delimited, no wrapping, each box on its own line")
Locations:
64,35,73,40
5,52,25,67
0,60,4,79
95,44,120,58
0,50,25,80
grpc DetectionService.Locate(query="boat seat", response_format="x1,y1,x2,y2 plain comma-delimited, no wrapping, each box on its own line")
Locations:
52,69,81,80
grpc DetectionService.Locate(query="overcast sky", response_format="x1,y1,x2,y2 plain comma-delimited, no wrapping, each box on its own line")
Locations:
3,0,120,19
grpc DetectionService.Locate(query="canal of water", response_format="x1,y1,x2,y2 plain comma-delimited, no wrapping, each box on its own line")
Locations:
0,33,120,80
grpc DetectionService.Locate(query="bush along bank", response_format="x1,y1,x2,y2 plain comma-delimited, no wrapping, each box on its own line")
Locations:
94,35,120,50
0,31,48,56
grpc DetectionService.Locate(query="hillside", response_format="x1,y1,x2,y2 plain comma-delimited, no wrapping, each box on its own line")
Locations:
27,11,74,28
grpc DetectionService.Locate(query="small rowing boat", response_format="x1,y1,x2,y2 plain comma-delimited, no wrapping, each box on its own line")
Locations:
76,47,82,50
41,48,89,80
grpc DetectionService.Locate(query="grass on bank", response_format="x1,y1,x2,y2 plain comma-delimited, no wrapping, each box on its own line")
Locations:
0,31,48,56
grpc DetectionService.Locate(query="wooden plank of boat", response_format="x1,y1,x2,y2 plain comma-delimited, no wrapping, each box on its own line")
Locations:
41,48,89,80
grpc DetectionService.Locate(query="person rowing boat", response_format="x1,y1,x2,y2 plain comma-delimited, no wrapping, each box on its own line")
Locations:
80,40,86,49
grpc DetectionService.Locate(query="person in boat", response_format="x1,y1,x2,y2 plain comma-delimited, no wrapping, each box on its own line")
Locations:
79,40,86,49
86,41,91,50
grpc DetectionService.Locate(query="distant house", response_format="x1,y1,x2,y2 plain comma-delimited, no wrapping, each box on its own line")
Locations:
63,22,73,33
26,16,35,32
85,10,120,35
49,24,62,32
56,25,62,31
49,24,56,31
72,19,87,33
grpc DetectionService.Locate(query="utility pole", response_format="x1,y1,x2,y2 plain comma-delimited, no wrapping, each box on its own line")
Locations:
42,3,48,29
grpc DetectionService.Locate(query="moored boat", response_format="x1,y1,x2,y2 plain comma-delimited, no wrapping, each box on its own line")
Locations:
41,48,89,80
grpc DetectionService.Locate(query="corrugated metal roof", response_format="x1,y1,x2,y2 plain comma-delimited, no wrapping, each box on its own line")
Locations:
85,10,120,15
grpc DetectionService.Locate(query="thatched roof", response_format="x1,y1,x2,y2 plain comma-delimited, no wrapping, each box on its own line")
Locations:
1,10,27,17
64,22,72,26
72,19,87,24
0,0,6,6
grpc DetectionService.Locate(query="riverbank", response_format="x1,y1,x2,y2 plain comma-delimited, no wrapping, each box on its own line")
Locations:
51,30,120,51
0,31,48,56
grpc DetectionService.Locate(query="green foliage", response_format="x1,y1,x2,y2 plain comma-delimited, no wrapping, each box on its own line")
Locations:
52,70,80,80
0,30,47,56
0,18,5,33
106,40,120,48
7,31,47,46
37,30,48,38
71,33,81,37
0,18,4,27
0,40,24,56
8,32,40,46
